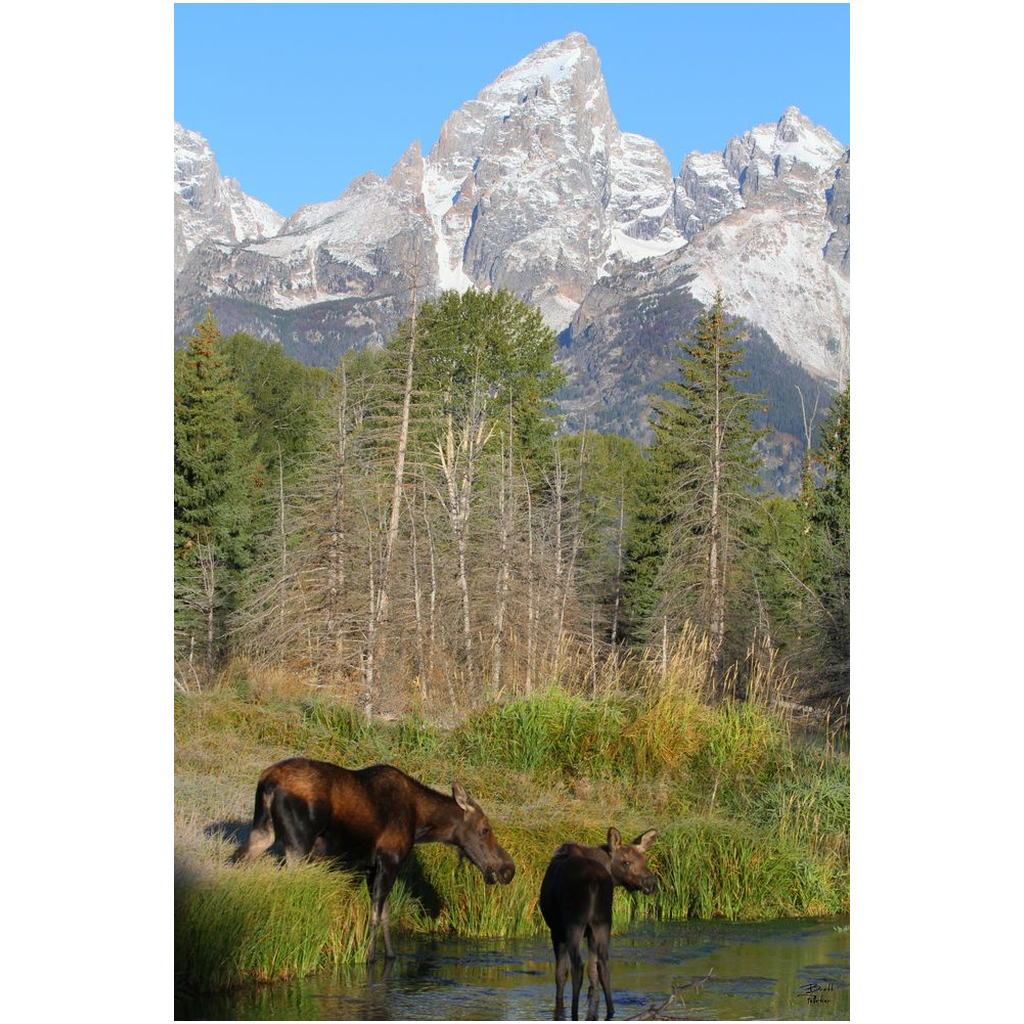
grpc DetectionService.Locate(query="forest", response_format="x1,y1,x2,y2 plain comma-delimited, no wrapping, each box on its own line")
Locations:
173,287,850,714
174,287,850,996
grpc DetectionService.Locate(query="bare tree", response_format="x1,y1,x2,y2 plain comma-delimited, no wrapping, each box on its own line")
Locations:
491,426,513,693
522,462,536,696
326,362,349,655
434,366,496,667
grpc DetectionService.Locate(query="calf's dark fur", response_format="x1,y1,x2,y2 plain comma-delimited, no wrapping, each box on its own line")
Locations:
539,827,658,1020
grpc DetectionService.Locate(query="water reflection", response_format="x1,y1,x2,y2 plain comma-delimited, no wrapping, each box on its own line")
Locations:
177,918,849,1021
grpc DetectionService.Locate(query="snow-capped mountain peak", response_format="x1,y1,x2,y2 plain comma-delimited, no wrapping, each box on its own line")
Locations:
481,31,594,104
174,38,849,405
174,122,284,273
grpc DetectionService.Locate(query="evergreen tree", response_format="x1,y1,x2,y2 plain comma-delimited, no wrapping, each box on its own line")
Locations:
174,313,260,669
750,492,816,651
574,432,647,645
220,332,330,474
629,290,767,669
805,382,850,700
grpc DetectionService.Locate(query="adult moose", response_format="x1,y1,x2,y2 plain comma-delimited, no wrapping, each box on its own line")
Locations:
233,756,515,960
540,827,658,1020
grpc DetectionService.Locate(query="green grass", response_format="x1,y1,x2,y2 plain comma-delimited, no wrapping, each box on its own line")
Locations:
175,860,428,993
174,680,849,994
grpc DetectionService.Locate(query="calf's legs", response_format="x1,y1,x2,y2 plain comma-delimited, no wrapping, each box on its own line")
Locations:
553,935,570,1018
586,951,601,1020
593,933,613,1019
567,926,585,1020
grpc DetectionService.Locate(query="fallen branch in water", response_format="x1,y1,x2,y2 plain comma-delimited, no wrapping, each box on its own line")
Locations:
626,970,714,1020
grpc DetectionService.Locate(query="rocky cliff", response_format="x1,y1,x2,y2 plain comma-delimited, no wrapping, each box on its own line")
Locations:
174,123,284,274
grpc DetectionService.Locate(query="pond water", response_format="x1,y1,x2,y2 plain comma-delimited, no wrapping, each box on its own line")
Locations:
177,917,849,1021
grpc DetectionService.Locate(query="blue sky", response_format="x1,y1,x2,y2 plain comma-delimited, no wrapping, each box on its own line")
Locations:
174,3,849,217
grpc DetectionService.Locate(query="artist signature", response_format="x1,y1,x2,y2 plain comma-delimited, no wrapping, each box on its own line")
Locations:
799,980,836,1005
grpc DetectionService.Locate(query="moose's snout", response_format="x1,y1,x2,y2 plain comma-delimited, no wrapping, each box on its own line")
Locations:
642,875,658,894
485,859,515,885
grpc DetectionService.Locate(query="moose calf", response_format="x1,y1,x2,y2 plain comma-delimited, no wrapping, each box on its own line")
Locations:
539,827,658,1020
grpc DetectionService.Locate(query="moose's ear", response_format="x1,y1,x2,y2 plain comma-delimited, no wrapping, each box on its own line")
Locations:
452,781,474,813
607,827,622,849
633,828,658,851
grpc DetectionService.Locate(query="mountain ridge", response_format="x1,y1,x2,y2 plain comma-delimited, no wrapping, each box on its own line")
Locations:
174,31,849,481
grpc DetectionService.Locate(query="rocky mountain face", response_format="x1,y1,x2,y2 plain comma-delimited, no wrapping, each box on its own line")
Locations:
175,34,691,355
174,33,849,486
174,123,284,274
559,109,850,453
667,107,849,379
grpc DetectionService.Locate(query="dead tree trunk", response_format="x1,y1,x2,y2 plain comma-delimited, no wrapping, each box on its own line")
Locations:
327,364,348,655
277,442,286,627
523,463,536,696
421,480,439,690
364,266,418,716
363,513,378,719
408,492,426,694
548,445,565,657
557,422,588,642
375,273,418,628
436,374,494,669
492,411,514,693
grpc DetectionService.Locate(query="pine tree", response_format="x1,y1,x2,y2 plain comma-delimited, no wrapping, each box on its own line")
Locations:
621,442,676,644
174,312,260,670
220,331,330,476
805,382,850,700
634,290,767,670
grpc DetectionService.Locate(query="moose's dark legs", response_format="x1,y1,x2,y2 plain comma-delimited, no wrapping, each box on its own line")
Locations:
591,930,614,1019
365,850,401,961
586,951,601,1021
552,934,570,1018
567,925,586,1020
552,926,611,1022
379,901,395,959
270,792,320,866
582,930,614,1020
591,885,615,1018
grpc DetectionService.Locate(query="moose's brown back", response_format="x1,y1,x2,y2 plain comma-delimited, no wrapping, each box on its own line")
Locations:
234,756,515,961
258,758,440,863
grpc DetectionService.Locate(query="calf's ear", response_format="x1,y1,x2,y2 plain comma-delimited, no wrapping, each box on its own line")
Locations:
452,781,474,813
633,828,658,851
607,827,622,849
